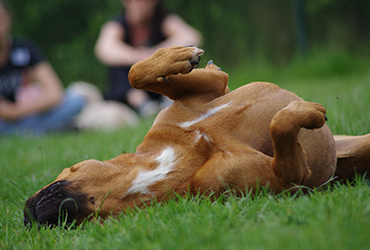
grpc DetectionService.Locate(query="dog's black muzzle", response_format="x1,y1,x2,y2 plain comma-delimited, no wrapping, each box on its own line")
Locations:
24,181,88,228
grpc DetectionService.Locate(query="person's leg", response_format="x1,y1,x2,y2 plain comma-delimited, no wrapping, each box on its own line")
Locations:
0,91,86,135
0,119,18,135
28,90,86,133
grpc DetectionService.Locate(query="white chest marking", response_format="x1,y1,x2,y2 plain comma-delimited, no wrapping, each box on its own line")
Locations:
127,147,176,195
179,102,231,129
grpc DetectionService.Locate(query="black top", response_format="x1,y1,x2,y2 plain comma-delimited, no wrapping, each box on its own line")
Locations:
105,13,167,104
0,38,45,102
115,13,167,46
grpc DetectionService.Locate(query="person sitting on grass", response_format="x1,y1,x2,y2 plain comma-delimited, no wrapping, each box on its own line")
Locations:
95,0,202,116
0,0,86,135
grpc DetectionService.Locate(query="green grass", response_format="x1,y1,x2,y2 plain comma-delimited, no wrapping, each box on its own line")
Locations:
1,51,370,249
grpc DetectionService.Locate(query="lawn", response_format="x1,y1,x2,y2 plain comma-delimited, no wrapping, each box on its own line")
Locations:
1,51,370,249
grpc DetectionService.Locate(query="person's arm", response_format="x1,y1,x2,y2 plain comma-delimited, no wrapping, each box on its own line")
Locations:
0,62,64,121
94,21,151,66
94,15,202,67
154,14,202,50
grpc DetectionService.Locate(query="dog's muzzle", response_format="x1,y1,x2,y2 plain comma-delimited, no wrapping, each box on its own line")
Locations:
24,181,88,228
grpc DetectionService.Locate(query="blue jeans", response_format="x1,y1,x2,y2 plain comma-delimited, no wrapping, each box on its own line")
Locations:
0,91,86,135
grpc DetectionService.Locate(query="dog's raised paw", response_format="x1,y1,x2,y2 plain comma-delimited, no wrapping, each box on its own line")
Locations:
146,46,204,79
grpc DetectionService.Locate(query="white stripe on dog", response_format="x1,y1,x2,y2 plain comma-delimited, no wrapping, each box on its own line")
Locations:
127,147,176,195
179,102,231,129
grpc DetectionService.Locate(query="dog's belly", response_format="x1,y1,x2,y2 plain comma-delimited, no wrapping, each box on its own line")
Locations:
140,82,336,190
177,82,302,154
165,83,336,186
148,82,300,156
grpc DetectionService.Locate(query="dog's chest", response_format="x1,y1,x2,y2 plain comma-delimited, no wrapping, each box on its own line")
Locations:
177,102,232,129
128,101,256,196
127,147,178,195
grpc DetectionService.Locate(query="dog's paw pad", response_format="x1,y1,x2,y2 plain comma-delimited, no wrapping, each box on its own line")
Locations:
185,48,203,73
192,48,204,59
187,60,200,73
189,60,199,66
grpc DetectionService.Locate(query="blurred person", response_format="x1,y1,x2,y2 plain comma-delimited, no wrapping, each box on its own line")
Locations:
95,0,202,116
0,0,86,135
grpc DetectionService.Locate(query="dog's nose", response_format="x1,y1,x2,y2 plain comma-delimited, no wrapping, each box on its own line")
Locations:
23,181,88,227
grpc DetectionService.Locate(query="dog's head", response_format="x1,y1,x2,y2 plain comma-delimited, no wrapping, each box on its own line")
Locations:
24,159,136,227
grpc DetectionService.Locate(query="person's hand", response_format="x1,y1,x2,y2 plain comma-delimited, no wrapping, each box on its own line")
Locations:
0,98,25,121
137,47,157,60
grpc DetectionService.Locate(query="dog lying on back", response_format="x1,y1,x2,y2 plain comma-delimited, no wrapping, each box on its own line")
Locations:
24,46,370,227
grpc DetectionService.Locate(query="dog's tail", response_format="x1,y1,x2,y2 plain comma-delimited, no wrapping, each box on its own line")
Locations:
334,134,370,181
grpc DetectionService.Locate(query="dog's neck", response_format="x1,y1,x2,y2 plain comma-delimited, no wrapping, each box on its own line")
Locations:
81,141,211,218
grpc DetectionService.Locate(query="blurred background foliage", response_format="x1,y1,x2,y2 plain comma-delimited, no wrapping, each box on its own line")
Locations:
7,0,370,89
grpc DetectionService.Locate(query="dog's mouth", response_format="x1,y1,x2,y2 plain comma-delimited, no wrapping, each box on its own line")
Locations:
24,181,89,228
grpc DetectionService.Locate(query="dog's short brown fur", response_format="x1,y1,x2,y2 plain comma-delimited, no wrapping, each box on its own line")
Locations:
24,46,370,226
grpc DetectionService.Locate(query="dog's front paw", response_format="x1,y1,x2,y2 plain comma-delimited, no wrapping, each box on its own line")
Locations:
151,46,204,82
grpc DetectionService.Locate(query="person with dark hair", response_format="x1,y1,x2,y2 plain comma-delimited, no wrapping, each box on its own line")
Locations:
95,0,202,116
0,0,86,135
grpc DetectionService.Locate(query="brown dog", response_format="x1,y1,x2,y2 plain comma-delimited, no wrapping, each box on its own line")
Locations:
24,46,370,227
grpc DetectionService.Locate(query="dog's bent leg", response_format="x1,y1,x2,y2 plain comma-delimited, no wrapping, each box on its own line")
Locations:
189,101,328,196
334,134,370,181
270,101,327,187
128,46,229,102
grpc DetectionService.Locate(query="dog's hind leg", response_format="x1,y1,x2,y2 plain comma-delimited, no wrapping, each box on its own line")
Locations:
269,101,328,188
189,101,330,195
334,134,370,181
